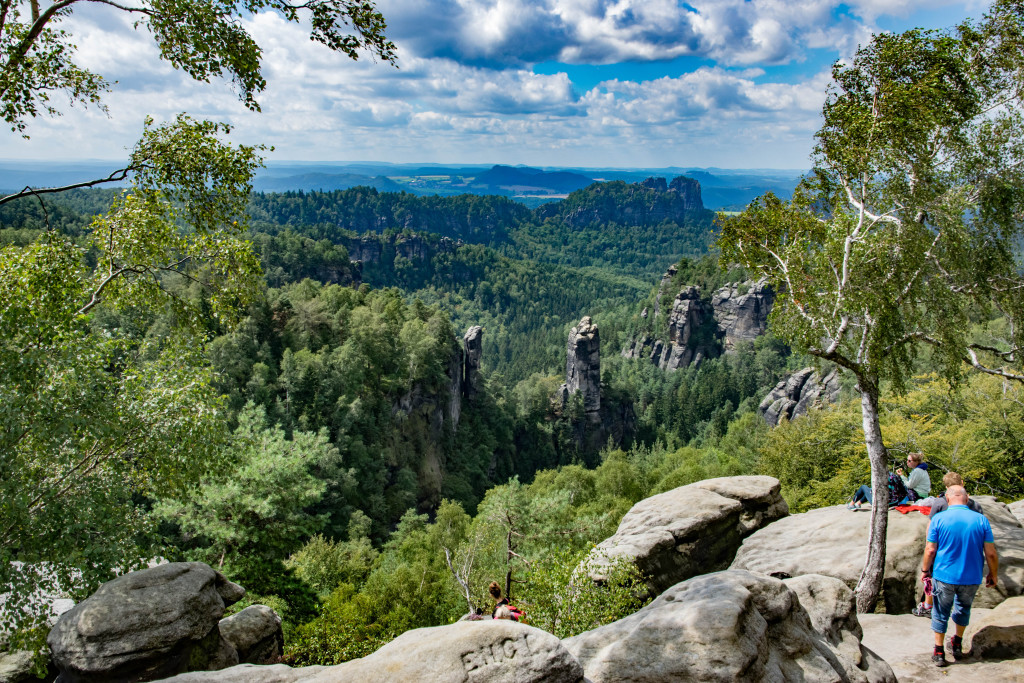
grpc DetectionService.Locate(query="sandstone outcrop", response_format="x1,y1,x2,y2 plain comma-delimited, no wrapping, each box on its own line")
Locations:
1010,498,1024,525
711,279,775,351
563,570,895,683
621,285,719,371
732,498,1024,613
462,326,483,399
758,367,841,427
965,596,1024,660
166,621,583,683
218,606,283,666
559,316,601,416
48,562,246,682
588,476,788,596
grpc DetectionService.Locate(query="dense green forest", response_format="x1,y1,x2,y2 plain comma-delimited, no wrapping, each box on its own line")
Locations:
4,173,1024,668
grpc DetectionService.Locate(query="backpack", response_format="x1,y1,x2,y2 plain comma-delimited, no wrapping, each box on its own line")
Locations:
507,604,523,622
886,472,909,507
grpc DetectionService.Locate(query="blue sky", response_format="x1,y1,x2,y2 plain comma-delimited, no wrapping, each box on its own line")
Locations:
2,0,988,169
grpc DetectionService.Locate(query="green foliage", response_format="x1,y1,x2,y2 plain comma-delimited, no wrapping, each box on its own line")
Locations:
155,403,344,569
519,547,647,639
0,0,394,134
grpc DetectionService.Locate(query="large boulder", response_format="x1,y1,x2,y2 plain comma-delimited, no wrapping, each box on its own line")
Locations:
563,570,894,683
218,606,283,665
732,499,1024,613
730,506,931,613
1010,499,1024,525
588,476,787,596
166,621,583,683
965,596,1024,660
47,562,245,682
971,496,1024,609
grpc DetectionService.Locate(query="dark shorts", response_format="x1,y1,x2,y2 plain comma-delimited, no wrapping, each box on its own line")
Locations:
931,580,980,633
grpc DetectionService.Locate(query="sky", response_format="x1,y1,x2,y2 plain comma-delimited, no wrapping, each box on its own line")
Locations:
1,0,989,169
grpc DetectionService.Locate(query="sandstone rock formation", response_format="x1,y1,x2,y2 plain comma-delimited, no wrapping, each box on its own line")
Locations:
166,621,583,683
758,367,841,427
732,498,1024,613
622,285,719,371
711,279,775,351
588,476,788,596
1010,498,1024,525
462,326,483,399
563,570,895,683
48,562,246,682
965,596,1024,660
218,606,283,666
559,317,601,416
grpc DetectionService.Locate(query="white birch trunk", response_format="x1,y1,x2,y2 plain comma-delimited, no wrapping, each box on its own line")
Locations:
854,380,889,613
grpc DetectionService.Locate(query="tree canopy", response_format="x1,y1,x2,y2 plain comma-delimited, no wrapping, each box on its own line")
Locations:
719,0,1024,611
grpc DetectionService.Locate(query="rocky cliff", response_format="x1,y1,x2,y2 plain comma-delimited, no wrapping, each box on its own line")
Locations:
623,272,775,372
345,233,461,264
758,367,841,427
537,175,709,229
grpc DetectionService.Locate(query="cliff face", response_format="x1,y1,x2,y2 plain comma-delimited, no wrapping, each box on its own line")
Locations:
711,280,775,352
345,233,461,264
758,367,841,427
537,175,709,229
624,273,775,372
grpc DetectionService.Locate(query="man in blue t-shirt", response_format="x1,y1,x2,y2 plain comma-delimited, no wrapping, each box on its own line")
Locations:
920,485,999,667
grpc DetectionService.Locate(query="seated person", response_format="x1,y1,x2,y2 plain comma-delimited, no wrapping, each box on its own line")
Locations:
849,452,931,509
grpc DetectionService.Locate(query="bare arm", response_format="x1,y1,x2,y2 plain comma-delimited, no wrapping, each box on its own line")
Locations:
984,542,999,588
922,541,937,575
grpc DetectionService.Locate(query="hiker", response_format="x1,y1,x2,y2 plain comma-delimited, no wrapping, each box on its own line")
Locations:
920,485,999,666
913,473,984,618
488,581,509,619
493,605,513,620
848,452,931,510
928,472,983,517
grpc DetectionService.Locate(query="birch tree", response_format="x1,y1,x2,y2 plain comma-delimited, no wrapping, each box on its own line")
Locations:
719,0,1024,612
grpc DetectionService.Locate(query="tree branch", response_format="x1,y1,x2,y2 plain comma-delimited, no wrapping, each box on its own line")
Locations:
0,168,131,207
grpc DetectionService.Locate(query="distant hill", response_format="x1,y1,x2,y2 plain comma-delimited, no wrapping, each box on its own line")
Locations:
252,173,405,193
468,165,593,194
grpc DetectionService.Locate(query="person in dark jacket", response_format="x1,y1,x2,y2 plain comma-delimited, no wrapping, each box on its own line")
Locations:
488,581,509,619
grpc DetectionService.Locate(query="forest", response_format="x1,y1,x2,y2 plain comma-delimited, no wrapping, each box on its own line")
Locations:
4,0,1024,673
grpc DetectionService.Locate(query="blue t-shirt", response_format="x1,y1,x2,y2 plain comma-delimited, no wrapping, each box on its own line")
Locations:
928,505,994,585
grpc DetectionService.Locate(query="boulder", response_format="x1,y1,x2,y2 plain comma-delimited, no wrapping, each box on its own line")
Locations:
48,562,245,682
730,505,931,613
588,476,787,596
1010,499,1024,525
563,570,895,683
971,496,1024,609
0,650,53,683
218,606,283,665
167,621,582,683
758,367,841,427
965,596,1024,659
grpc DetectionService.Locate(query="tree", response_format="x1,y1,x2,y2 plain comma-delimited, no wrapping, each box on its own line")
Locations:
0,0,395,136
719,0,1024,611
1,0,395,639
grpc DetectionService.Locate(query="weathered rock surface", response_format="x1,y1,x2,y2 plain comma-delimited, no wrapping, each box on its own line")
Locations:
971,496,1024,609
758,367,841,427
218,606,283,665
560,316,601,415
563,570,894,683
462,326,483,399
711,279,775,352
965,596,1024,660
859,611,1024,680
589,476,788,596
47,562,245,683
0,650,50,683
167,621,582,683
1009,498,1024,525
732,499,1024,613
731,505,931,613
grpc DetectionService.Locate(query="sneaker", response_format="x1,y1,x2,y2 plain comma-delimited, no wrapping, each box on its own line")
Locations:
932,648,947,667
950,637,964,661
846,502,859,510
912,603,932,618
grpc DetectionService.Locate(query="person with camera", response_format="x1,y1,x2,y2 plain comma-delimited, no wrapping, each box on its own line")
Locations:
920,485,999,667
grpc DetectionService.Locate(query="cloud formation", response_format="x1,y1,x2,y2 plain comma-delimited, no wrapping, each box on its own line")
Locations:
2,0,977,167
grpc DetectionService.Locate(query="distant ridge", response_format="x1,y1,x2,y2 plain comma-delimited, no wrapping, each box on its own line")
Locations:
469,165,593,194
252,173,404,193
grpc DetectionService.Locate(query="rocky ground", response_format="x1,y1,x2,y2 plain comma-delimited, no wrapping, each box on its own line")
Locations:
860,611,1024,682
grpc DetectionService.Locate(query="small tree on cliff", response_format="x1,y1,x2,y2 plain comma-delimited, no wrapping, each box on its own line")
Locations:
719,0,1024,612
